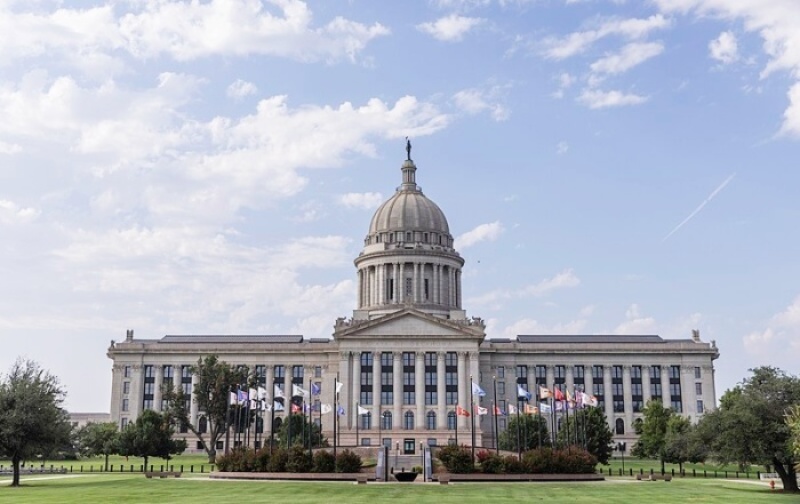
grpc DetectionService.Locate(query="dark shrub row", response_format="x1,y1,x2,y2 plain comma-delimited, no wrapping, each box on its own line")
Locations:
216,447,362,473
437,445,597,474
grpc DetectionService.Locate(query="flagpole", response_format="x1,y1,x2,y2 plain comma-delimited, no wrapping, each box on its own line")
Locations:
308,378,313,460
224,385,232,456
516,397,521,458
334,374,339,460
234,385,241,449
455,403,459,446
565,394,571,453
550,392,556,449
356,402,360,446
492,376,499,455
536,387,542,448
470,375,476,463
244,392,251,450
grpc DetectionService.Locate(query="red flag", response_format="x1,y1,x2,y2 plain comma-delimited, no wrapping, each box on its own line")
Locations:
291,403,301,413
554,387,565,401
494,405,504,416
456,405,471,417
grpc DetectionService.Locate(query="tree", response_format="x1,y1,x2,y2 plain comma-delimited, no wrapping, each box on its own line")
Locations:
663,416,706,472
162,355,247,463
787,404,800,457
276,413,324,448
77,422,120,471
117,410,186,469
696,367,799,492
632,399,674,473
0,359,73,487
498,414,550,452
557,407,614,464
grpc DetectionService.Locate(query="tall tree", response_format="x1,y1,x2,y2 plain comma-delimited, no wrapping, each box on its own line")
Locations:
696,367,799,492
117,409,186,469
557,407,614,464
0,359,73,487
77,422,120,471
663,416,707,472
162,355,248,463
632,399,674,473
276,413,325,448
787,404,800,457
498,414,550,452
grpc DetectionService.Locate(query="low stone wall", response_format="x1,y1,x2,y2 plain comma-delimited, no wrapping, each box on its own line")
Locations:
209,472,373,482
436,473,605,482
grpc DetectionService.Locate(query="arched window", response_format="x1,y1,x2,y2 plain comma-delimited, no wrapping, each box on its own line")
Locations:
361,412,372,430
198,416,207,434
615,418,625,435
447,411,456,430
426,411,436,430
404,411,414,430
382,412,392,430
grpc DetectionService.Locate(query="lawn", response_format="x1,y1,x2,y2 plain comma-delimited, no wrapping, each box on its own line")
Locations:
0,474,795,504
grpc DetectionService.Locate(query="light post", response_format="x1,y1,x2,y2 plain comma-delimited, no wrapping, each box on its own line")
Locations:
616,442,627,474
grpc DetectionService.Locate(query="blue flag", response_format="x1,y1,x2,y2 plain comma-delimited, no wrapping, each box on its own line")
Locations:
311,382,321,396
471,381,486,397
337,405,346,416
517,384,532,401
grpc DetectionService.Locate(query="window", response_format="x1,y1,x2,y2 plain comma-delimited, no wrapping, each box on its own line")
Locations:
592,365,604,379
121,418,128,429
650,383,662,398
315,366,322,378
669,366,680,379
694,367,701,379
615,418,625,435
143,399,153,410
216,441,224,450
405,278,412,296
696,400,704,414
292,365,304,380
404,411,414,430
695,383,702,395
163,365,173,379
199,417,207,434
426,411,436,430
424,279,429,300
123,381,130,394
517,365,528,380
497,366,505,378
573,365,584,380
650,366,661,380
447,411,456,430
361,412,372,430
498,382,505,396
631,366,642,379
612,366,623,379
121,398,129,412
144,365,154,379
499,418,506,431
381,412,392,430
361,438,371,446
274,365,285,380
124,366,131,378
671,400,683,413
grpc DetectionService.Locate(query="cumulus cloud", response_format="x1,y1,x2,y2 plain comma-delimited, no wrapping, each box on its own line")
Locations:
417,14,485,42
452,85,511,121
589,41,664,77
522,269,581,297
556,141,569,154
498,317,588,338
455,221,505,249
743,295,800,360
709,31,739,64
339,192,383,209
0,199,40,224
541,14,669,60
614,303,657,334
577,89,648,108
0,141,22,154
227,79,258,99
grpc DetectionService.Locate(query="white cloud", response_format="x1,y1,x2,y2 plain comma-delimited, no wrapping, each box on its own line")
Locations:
498,317,588,338
779,82,800,138
452,86,511,121
522,269,581,297
417,14,485,42
743,295,800,361
455,221,505,249
614,303,657,334
227,79,258,99
709,31,739,64
557,141,569,154
339,192,383,209
0,141,22,154
577,89,648,109
0,199,40,224
552,72,575,98
589,41,664,77
541,14,670,60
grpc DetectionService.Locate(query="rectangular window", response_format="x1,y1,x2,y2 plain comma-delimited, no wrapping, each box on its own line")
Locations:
315,366,322,378
123,381,130,394
695,383,702,395
292,365,304,380
497,366,505,378
650,366,661,380
121,418,128,429
144,365,154,379
517,365,528,380
124,366,131,378
122,398,129,412
498,382,505,396
650,383,662,397
424,352,437,405
424,279,429,300
163,365,173,379
669,365,680,379
405,278,412,296
592,365,604,379
274,365,285,379
696,400,704,414
631,366,642,379
573,365,584,380
612,365,623,379
499,418,506,431
671,400,682,413
694,367,701,379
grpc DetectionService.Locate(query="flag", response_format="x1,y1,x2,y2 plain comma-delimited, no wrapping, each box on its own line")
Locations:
292,384,309,398
587,395,599,407
524,404,538,415
311,382,321,396
517,385,532,401
257,387,268,401
539,402,552,414
274,385,285,399
303,403,311,414
566,390,574,403
249,388,258,400
337,405,346,416
508,404,518,414
229,391,238,405
475,405,488,416
291,403,301,413
335,380,344,394
273,401,284,411
357,405,369,415
539,386,552,399
321,404,332,415
555,401,565,412
471,381,486,397
237,389,249,403
554,387,565,401
264,403,272,412
575,391,584,408
456,405,471,417
494,405,504,416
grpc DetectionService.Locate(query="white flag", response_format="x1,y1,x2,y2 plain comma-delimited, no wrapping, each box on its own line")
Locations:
257,387,269,401
321,404,332,415
249,388,258,400
476,406,488,416
357,405,369,415
292,384,309,398
335,380,344,394
508,404,518,414
274,384,285,399
229,391,237,405
471,381,486,397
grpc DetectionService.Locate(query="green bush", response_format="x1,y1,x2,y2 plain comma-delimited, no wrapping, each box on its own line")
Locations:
411,466,422,474
503,455,525,474
215,448,256,472
436,444,473,473
254,448,271,472
267,448,288,472
286,445,312,473
480,452,505,474
312,450,335,473
522,447,597,474
335,449,363,473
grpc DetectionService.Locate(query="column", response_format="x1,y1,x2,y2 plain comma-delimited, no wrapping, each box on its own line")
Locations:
433,264,439,304
437,352,446,429
415,351,425,428
681,367,694,417
545,365,554,392
623,365,633,433
153,365,163,412
456,270,461,307
392,263,399,303
352,352,361,426
457,352,467,429
129,365,143,418
190,371,199,428
603,366,614,428
376,265,382,305
642,366,651,407
469,353,480,439
566,364,574,394
661,365,671,410
393,352,402,426
373,352,381,422
399,263,406,303
448,268,454,307
412,263,419,303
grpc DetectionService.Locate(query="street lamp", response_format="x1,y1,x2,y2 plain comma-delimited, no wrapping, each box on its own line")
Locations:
616,442,627,474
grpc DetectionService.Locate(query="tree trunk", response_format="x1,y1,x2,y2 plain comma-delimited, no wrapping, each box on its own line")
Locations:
105,453,109,472
11,456,20,487
660,458,665,475
207,448,216,464
773,457,799,492
144,456,149,471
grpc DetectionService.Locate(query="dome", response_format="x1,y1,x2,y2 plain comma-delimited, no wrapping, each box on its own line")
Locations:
368,190,450,236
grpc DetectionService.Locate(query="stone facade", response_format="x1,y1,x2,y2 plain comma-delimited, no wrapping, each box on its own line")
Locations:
107,153,719,454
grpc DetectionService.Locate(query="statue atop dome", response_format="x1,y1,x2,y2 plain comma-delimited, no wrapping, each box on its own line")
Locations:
406,137,412,161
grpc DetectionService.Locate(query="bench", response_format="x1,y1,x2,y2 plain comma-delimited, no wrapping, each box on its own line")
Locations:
437,474,450,485
635,473,672,482
356,475,368,485
145,471,182,479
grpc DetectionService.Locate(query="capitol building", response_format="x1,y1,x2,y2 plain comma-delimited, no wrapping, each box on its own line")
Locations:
107,148,720,454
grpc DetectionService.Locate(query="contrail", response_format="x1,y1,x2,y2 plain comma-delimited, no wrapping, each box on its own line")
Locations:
662,172,736,242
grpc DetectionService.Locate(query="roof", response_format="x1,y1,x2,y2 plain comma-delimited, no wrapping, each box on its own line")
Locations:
515,335,665,344
159,335,303,344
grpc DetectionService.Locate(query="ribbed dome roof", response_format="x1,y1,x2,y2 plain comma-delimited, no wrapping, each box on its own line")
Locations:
368,189,450,235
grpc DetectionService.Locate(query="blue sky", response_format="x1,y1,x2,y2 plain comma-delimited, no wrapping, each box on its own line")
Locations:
1,0,798,412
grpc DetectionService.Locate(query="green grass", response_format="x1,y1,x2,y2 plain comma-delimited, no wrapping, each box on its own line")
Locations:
603,457,761,478
0,474,796,504
0,454,215,474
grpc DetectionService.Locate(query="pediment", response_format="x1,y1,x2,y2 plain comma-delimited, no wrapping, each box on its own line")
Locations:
335,309,484,341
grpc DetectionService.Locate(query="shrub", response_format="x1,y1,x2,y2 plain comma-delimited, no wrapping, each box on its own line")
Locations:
286,445,312,473
480,452,505,474
255,448,271,472
267,448,288,472
312,450,335,473
503,455,525,474
476,450,493,464
335,449,363,473
412,466,422,474
522,447,597,474
436,444,473,474
215,447,256,472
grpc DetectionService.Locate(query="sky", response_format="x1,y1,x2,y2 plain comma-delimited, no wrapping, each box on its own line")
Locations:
1,0,799,413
